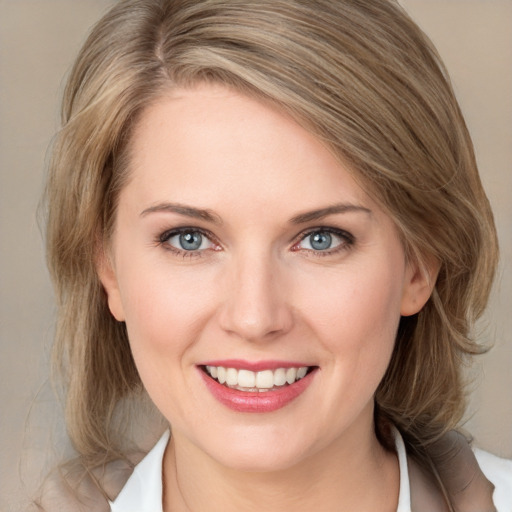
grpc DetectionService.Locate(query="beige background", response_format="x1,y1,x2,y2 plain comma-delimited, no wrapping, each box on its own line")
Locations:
1,1,511,510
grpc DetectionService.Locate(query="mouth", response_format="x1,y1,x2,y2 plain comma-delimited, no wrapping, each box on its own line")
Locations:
198,362,318,412
201,365,314,392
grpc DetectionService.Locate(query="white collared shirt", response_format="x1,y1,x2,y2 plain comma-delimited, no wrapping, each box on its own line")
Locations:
110,430,512,512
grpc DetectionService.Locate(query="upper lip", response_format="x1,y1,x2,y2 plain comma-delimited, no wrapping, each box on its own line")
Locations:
198,359,314,372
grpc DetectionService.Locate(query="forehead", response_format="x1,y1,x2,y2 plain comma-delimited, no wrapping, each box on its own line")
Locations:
125,84,374,214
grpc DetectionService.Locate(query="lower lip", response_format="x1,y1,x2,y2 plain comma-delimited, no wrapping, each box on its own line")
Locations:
199,368,316,413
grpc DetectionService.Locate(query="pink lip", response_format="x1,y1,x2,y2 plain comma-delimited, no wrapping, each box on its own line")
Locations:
199,359,310,372
198,366,317,413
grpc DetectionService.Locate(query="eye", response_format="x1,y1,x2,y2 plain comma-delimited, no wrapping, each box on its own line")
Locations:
293,228,353,253
303,231,334,251
160,228,217,253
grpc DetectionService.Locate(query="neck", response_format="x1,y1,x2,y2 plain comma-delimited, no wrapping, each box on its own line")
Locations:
162,413,399,512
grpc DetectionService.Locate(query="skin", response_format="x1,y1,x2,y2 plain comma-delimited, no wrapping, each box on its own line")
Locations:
98,83,437,511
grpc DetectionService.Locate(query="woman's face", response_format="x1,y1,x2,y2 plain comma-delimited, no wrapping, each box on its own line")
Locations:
99,83,431,471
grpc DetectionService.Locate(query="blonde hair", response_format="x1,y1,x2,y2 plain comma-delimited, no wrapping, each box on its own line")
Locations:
45,0,498,504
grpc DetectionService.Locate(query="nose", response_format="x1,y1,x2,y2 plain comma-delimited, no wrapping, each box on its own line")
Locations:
218,251,293,342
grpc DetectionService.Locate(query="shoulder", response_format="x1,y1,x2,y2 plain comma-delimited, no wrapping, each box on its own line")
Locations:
35,431,170,512
403,428,510,512
474,448,512,510
34,457,138,511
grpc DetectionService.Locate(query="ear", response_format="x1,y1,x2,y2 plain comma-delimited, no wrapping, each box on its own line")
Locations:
400,255,440,317
95,243,126,322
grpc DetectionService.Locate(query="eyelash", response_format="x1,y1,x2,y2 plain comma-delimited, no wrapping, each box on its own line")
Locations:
157,227,219,259
156,226,355,258
291,227,355,257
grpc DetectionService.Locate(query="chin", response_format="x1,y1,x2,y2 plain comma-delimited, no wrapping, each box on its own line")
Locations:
199,426,318,473
214,448,307,473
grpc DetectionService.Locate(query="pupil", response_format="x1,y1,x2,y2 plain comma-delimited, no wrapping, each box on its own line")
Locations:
311,232,331,250
180,232,202,250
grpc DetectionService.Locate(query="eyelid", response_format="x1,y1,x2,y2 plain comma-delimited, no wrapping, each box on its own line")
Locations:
157,226,221,256
291,226,355,253
156,225,354,258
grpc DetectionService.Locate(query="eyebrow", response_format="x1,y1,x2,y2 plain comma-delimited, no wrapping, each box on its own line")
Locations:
140,201,371,226
289,203,372,224
140,202,223,225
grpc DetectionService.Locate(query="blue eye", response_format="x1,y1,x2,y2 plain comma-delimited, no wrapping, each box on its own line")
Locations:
161,229,215,252
178,231,203,250
296,229,352,252
309,232,332,250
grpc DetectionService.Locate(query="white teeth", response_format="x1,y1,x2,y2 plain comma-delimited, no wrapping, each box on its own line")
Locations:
204,365,311,390
273,368,286,386
226,367,238,386
217,366,226,384
286,367,297,384
297,367,308,379
237,369,256,388
256,370,274,389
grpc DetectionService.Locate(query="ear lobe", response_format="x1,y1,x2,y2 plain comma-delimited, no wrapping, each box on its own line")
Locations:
95,244,125,322
400,256,440,317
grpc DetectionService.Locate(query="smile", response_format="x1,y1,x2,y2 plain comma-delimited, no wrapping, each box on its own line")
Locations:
199,363,317,413
204,365,310,391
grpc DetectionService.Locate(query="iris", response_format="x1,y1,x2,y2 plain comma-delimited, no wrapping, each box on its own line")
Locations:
309,232,332,251
179,231,203,250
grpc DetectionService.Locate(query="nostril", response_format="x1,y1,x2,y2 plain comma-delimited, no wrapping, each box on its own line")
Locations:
217,267,293,341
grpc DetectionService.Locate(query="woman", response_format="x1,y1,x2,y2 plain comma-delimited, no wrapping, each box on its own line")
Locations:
39,0,511,510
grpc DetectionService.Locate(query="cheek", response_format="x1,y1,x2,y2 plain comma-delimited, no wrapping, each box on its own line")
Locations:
298,259,403,381
114,255,218,367
115,259,221,421
305,260,402,333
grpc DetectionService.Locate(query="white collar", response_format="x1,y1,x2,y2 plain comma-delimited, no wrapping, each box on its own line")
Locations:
110,430,170,512
394,427,412,512
110,429,411,512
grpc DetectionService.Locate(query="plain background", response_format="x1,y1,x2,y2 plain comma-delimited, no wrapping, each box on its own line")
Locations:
1,1,511,510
